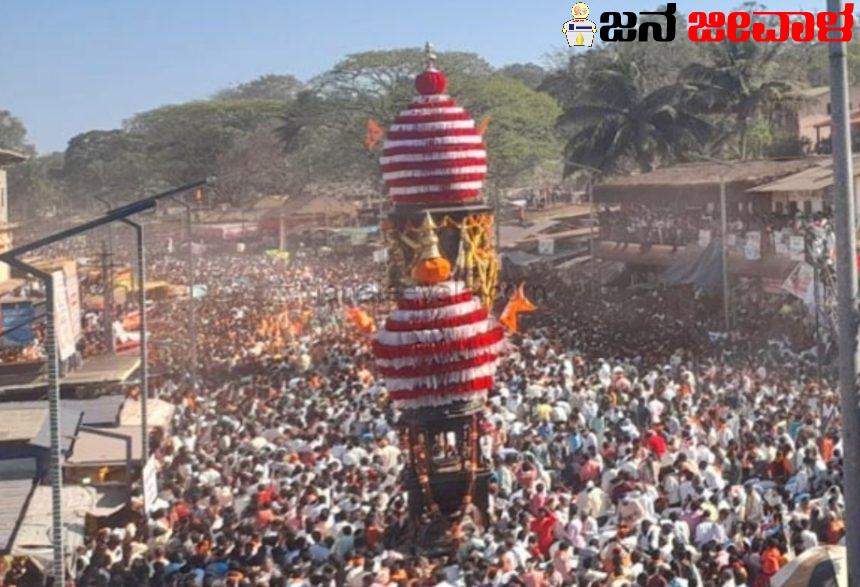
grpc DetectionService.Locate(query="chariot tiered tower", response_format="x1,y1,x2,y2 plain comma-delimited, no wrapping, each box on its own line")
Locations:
372,43,503,549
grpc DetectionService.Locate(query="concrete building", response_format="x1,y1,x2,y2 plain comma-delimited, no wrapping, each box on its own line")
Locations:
781,86,860,150
0,149,27,283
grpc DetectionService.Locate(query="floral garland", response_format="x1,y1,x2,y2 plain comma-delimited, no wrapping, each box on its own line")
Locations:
383,213,499,309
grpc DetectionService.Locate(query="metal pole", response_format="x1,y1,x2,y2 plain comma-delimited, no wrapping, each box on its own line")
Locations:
720,174,731,333
6,260,64,583
813,264,824,383
493,185,501,250
589,177,597,298
826,0,860,579
100,239,115,354
0,180,210,585
120,219,149,461
279,214,287,251
95,196,116,355
187,210,198,393
169,196,198,393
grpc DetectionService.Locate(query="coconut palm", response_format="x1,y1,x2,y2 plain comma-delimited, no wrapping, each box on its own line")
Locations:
681,29,790,159
558,57,711,176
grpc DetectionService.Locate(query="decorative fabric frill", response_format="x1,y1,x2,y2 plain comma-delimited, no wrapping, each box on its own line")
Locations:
382,94,488,206
373,280,502,410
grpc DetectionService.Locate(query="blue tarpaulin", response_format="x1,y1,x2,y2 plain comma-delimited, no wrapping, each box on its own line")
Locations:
661,240,724,291
1,301,35,346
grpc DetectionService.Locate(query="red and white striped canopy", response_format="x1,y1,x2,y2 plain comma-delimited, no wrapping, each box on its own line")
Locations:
381,67,487,207
373,281,502,410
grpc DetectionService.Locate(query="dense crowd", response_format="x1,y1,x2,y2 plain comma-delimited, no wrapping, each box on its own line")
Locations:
598,206,834,260
8,238,841,587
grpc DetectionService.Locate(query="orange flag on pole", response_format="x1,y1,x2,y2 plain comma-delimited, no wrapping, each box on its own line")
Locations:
477,115,492,136
499,283,537,333
365,119,385,151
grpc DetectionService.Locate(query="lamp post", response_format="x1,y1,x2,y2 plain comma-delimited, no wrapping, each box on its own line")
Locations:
168,195,198,393
565,161,602,298
824,0,860,579
94,194,116,354
719,173,730,333
693,155,738,333
119,217,149,462
0,178,210,585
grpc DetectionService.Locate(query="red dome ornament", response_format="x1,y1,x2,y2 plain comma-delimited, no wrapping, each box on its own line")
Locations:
380,42,488,207
415,68,447,95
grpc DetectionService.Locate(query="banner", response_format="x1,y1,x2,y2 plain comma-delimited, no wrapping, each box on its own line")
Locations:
774,230,789,256
1,300,35,347
789,235,806,262
744,231,761,261
782,262,815,306
266,249,291,262
62,261,82,340
51,271,76,361
698,230,712,248
538,237,555,256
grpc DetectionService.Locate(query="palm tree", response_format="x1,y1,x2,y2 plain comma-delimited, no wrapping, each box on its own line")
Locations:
681,32,789,159
558,57,711,176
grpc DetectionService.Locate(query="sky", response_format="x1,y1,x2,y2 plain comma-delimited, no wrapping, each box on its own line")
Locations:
0,0,826,153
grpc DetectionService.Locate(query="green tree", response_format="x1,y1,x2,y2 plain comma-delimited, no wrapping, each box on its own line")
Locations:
457,75,562,187
277,49,496,185
63,130,160,205
214,74,304,101
558,57,710,175
278,49,561,190
7,152,64,218
0,110,34,154
681,6,789,159
125,99,288,183
498,63,547,90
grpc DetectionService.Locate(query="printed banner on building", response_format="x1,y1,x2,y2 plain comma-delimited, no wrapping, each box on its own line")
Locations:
744,231,761,261
1,300,35,347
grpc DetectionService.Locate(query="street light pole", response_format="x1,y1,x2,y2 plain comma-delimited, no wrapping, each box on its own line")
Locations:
588,177,597,297
825,0,860,579
94,195,116,354
565,161,603,298
168,195,198,393
120,218,149,462
0,178,209,585
4,261,64,583
719,174,731,333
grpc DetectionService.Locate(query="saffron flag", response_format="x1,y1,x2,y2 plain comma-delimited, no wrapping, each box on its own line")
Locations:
345,307,376,333
499,283,537,333
477,115,492,136
365,119,385,151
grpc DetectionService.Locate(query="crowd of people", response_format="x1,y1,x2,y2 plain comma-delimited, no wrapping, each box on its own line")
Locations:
0,228,844,586
597,205,834,261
